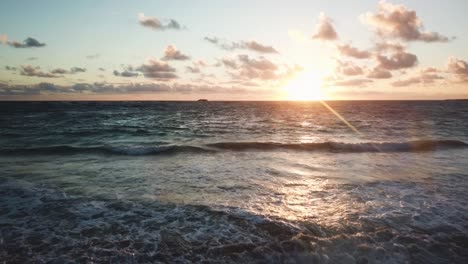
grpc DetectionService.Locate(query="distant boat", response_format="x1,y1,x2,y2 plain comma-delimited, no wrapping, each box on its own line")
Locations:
197,99,208,101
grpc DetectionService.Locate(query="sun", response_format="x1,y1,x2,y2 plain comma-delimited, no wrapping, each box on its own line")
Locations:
283,70,325,101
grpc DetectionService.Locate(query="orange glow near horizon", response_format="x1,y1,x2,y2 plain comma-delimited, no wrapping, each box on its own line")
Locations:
283,70,327,101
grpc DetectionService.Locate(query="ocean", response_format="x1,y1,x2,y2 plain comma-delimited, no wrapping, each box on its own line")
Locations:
0,101,467,263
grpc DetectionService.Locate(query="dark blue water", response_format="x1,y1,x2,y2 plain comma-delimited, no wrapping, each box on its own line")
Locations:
1,101,467,263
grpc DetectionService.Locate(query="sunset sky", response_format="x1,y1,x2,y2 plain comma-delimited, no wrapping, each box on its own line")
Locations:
1,0,467,100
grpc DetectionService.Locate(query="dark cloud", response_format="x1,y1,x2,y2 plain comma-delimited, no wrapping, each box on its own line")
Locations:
232,59,277,80
162,45,190,61
20,65,59,78
51,68,68,74
376,51,418,70
335,61,364,76
113,70,139,77
221,58,238,69
237,55,277,71
71,67,86,73
367,67,392,79
185,61,207,74
138,13,182,30
27,57,38,61
224,55,297,81
447,57,468,82
86,54,100,59
243,41,278,53
391,73,444,87
337,44,371,59
5,66,17,71
204,37,219,44
361,1,451,42
136,59,177,80
51,67,86,74
312,13,338,41
0,82,172,95
204,37,278,53
98,67,106,71
375,42,405,52
8,37,46,48
0,82,258,96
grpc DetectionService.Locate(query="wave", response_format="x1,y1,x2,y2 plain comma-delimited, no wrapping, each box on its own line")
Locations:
1,140,466,156
206,139,468,153
0,145,213,156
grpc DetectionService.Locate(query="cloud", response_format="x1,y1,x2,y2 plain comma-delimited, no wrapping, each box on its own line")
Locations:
335,61,364,76
185,66,200,74
447,57,468,82
86,54,100,59
223,55,300,82
391,73,444,87
136,58,177,80
204,37,219,44
51,67,86,74
233,55,279,80
374,42,405,52
0,82,172,95
138,13,182,30
376,50,418,70
337,44,371,59
221,58,238,69
8,37,46,48
367,67,392,79
332,78,373,87
422,67,438,73
51,68,68,74
204,37,278,53
0,81,259,96
27,57,38,61
71,67,86,73
20,65,59,78
113,70,139,77
237,55,278,71
312,13,338,41
361,1,450,42
243,41,278,53
162,45,190,61
98,67,106,71
193,60,207,67
185,60,207,74
5,66,17,71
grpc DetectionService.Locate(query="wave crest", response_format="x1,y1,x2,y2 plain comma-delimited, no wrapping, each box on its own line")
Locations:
1,139,466,156
207,139,467,153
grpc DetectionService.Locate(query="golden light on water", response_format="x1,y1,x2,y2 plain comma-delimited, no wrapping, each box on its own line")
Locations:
283,70,326,101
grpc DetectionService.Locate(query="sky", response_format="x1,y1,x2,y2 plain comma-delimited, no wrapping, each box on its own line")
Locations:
0,0,467,100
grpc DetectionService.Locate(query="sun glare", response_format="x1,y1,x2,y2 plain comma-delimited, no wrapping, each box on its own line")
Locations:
283,70,325,101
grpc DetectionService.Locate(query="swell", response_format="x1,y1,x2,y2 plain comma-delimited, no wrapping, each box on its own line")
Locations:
0,139,466,156
206,139,468,153
0,145,213,156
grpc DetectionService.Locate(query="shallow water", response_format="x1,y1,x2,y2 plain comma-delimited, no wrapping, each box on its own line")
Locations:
1,101,467,263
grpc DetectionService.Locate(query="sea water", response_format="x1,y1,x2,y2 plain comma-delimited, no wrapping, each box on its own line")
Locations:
0,101,467,263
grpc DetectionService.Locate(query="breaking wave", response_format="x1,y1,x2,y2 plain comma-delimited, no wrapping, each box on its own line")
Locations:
1,139,466,156
206,139,467,152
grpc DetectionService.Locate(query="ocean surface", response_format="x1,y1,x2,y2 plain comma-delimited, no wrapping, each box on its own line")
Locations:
0,101,467,263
